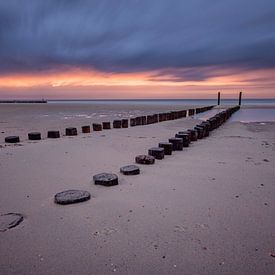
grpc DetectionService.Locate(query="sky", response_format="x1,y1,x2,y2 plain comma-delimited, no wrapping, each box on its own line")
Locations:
0,0,275,99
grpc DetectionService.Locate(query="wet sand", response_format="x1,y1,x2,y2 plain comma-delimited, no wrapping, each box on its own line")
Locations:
0,102,199,143
0,105,275,274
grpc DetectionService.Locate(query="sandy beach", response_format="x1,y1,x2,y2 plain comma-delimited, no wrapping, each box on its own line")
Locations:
0,102,203,143
0,104,275,274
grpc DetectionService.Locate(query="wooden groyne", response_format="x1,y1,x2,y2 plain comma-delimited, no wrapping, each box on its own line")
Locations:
2,105,241,217
134,105,240,166
3,105,215,144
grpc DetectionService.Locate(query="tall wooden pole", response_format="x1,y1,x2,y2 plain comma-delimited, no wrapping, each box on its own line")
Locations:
217,91,221,105
238,91,242,106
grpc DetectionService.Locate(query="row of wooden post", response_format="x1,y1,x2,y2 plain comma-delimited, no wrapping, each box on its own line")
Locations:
4,105,215,143
217,91,243,106
136,105,241,164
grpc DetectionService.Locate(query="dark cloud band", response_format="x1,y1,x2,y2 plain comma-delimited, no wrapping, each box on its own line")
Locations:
0,0,275,81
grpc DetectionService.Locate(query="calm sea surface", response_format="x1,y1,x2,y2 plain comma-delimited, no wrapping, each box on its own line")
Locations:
48,99,275,122
49,99,275,106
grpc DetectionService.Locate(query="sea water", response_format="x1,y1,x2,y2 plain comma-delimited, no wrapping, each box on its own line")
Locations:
49,98,275,106
48,99,275,122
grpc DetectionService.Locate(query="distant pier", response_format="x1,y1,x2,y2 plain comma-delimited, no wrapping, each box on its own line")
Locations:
0,100,47,103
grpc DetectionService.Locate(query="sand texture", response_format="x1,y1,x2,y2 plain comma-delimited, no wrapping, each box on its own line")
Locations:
0,106,275,274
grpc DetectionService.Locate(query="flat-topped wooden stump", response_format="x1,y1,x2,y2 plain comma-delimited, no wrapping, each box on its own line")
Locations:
82,126,91,133
135,155,155,165
54,190,91,205
168,138,183,151
113,120,122,128
120,165,140,175
130,118,136,127
122,119,129,128
175,133,190,147
47,131,60,139
5,136,20,143
93,123,102,131
141,116,147,125
65,127,78,136
102,122,111,129
135,117,142,126
187,129,198,141
0,213,24,232
93,173,119,186
28,132,41,140
148,147,165,159
159,142,173,155
194,126,205,139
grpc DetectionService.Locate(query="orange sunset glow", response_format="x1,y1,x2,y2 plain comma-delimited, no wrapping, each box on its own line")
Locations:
1,67,275,99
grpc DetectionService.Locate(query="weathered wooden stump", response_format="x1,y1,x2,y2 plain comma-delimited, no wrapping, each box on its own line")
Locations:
102,122,111,129
175,133,190,147
148,147,165,159
65,127,77,136
187,129,198,141
201,121,211,131
82,125,91,133
208,117,218,130
196,124,208,137
199,122,210,136
205,119,213,132
168,138,183,151
120,165,140,175
141,116,147,125
47,131,60,139
5,136,20,143
170,112,175,120
28,132,41,140
135,155,155,165
178,131,191,140
179,110,187,118
188,109,195,116
166,113,172,120
194,126,204,139
122,119,129,128
195,108,202,114
93,123,102,131
135,117,142,126
153,114,159,123
130,118,136,127
147,115,154,124
158,142,173,155
0,213,24,232
93,173,119,186
113,120,122,128
54,190,91,205
158,113,166,122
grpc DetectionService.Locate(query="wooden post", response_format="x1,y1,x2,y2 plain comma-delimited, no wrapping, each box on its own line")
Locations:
148,147,165,160
47,131,60,138
65,127,77,136
28,132,41,140
113,120,122,128
102,122,111,129
5,136,20,143
93,123,102,131
218,91,221,105
82,126,91,133
239,91,242,106
122,119,129,128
